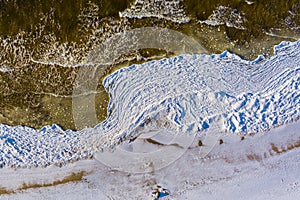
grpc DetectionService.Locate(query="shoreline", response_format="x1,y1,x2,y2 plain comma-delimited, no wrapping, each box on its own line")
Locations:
0,119,299,199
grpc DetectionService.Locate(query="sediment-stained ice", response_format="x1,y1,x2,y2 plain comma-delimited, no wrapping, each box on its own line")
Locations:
0,40,299,168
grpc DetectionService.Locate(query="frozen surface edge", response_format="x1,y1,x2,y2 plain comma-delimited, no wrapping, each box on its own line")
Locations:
0,40,299,168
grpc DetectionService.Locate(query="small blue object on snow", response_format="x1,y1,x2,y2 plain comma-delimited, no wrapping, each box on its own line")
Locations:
152,185,170,200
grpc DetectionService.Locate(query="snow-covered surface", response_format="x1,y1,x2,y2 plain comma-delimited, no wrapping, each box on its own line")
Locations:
0,120,299,199
0,40,299,168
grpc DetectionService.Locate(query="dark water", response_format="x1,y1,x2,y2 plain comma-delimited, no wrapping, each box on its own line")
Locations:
0,0,299,130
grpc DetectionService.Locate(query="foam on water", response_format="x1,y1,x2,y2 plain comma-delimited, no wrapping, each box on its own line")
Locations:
0,40,299,168
200,6,247,30
119,0,190,23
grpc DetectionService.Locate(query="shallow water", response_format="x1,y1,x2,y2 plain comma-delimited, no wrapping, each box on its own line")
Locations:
0,0,299,130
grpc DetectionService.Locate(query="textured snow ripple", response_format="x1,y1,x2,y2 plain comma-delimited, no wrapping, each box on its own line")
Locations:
0,40,299,168
101,40,299,138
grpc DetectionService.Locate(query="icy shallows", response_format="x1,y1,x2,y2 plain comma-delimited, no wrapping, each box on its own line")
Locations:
0,40,299,168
